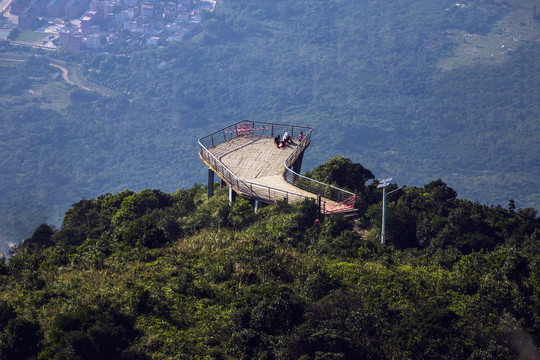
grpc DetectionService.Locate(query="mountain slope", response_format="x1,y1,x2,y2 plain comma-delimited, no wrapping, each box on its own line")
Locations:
0,0,539,250
1,178,539,359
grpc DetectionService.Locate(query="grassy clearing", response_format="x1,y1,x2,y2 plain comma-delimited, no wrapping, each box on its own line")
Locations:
0,60,71,111
14,29,49,43
37,77,74,111
438,0,540,70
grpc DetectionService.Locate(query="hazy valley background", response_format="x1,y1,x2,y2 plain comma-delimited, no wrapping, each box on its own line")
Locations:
1,0,539,251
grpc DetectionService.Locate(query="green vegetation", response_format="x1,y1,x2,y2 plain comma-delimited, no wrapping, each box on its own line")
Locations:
0,0,539,250
6,29,19,41
1,158,539,359
10,29,49,43
304,156,375,193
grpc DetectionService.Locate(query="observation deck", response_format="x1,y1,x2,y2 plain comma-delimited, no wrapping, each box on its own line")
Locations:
198,121,355,214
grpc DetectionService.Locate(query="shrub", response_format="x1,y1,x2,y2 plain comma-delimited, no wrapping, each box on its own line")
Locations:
229,198,255,229
20,224,55,254
112,190,173,226
0,318,42,360
41,306,136,360
0,302,16,332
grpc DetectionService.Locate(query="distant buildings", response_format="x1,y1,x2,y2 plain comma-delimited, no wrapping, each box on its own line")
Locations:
47,0,69,17
199,0,214,12
9,0,216,50
80,9,99,32
84,24,100,34
123,0,137,8
65,0,90,18
140,1,153,17
162,2,176,21
9,0,31,15
59,28,83,50
28,0,49,15
86,32,100,48
70,32,83,50
189,9,201,24
125,6,138,19
18,6,38,28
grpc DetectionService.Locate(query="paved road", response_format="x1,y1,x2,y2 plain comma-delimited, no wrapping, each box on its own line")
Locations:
0,52,118,96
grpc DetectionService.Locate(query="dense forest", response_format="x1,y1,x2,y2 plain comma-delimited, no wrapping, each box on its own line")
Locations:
0,159,539,359
0,0,539,250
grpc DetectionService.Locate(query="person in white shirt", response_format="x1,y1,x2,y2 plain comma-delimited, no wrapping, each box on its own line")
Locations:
283,131,292,144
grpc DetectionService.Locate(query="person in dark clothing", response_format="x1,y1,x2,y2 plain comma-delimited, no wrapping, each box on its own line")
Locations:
274,135,281,148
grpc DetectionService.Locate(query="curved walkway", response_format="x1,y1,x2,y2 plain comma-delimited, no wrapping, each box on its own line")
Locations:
199,121,356,214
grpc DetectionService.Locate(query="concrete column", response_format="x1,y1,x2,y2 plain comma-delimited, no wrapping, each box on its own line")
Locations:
293,151,304,174
254,200,259,213
229,185,236,203
207,169,214,199
317,195,322,220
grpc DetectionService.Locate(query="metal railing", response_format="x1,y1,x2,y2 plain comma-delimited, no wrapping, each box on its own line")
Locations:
198,120,314,204
198,120,312,150
283,130,356,211
198,120,355,212
283,168,356,205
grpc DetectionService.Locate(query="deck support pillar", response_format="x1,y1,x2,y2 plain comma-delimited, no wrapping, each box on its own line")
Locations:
207,169,214,199
229,186,236,203
293,151,304,174
254,200,260,212
317,195,322,220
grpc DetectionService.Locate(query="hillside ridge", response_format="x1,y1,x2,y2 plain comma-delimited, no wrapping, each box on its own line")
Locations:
1,159,538,359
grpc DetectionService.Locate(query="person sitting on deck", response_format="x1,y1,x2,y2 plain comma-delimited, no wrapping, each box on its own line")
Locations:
274,135,281,148
283,131,293,144
298,131,303,142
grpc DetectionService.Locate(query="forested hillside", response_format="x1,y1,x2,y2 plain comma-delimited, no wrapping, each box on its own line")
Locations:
0,0,539,250
1,159,539,359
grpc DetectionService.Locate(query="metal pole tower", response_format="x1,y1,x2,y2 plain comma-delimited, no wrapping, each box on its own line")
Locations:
381,185,387,244
378,177,392,245
378,177,406,245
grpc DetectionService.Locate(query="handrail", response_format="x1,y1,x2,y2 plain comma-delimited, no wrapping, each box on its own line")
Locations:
198,120,314,204
283,162,356,204
198,120,312,150
198,120,355,212
283,131,356,206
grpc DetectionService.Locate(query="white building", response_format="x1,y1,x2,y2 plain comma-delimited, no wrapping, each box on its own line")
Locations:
147,36,159,45
86,33,101,48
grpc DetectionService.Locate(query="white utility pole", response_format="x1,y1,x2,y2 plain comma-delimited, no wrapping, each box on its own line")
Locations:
378,177,392,244
377,177,406,245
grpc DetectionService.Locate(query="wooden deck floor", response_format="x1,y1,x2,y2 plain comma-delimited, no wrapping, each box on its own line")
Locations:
209,134,298,180
201,134,351,213
206,135,353,213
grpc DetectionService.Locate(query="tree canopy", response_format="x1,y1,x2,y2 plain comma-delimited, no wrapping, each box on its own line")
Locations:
1,159,539,359
0,0,539,260
304,156,375,193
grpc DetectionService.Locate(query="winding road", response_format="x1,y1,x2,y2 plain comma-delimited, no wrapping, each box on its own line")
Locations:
0,52,118,96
